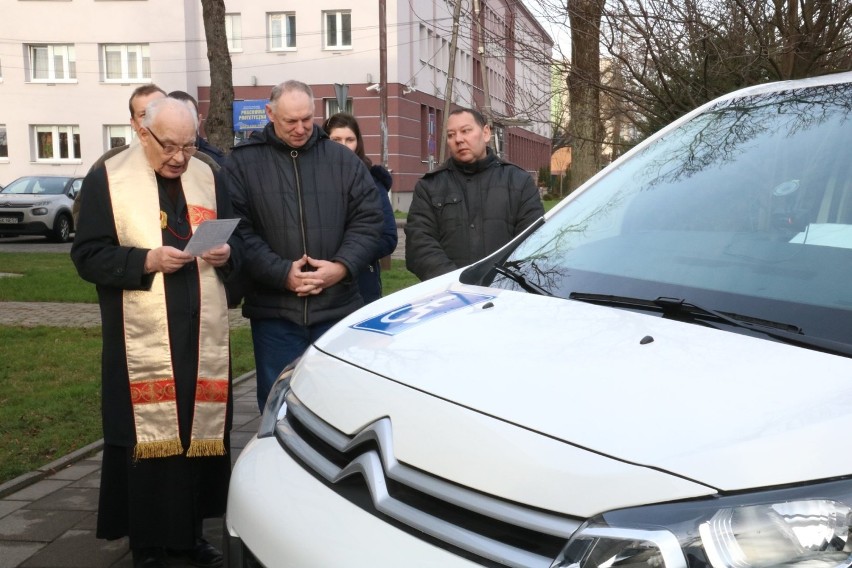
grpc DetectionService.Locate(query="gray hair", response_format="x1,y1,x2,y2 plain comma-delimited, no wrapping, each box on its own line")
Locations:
142,97,199,131
269,80,315,111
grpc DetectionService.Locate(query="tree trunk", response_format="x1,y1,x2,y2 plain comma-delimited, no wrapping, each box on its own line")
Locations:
567,0,604,192
200,0,234,154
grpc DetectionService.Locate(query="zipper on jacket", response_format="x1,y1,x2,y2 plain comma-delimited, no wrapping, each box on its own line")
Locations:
291,149,310,326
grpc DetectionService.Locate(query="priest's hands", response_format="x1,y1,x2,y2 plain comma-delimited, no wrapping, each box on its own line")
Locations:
200,244,231,268
145,246,193,274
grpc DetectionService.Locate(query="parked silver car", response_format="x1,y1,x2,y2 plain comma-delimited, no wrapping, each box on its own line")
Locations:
0,175,83,242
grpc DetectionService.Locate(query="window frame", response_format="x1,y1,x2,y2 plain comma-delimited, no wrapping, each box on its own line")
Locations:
101,43,151,82
324,98,353,117
419,24,428,63
225,13,242,52
32,125,81,163
268,12,297,51
105,124,132,150
28,43,76,82
323,10,352,50
0,124,8,160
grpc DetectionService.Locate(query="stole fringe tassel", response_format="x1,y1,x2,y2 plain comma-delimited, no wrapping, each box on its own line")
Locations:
133,439,184,460
187,439,226,457
132,438,226,460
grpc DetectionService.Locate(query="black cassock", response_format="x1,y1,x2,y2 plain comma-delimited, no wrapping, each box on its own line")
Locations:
71,165,242,550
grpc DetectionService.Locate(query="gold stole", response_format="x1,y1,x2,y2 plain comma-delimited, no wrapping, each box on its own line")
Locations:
105,144,229,460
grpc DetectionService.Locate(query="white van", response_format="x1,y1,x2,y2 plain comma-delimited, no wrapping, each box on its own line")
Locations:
226,71,852,568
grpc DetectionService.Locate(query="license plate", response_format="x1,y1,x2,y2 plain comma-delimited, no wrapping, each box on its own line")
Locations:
0,217,19,224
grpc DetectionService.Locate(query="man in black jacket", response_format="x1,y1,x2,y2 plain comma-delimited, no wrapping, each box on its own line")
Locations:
405,108,544,281
222,80,383,410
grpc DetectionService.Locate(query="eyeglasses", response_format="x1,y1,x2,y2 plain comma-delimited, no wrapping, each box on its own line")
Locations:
144,128,198,157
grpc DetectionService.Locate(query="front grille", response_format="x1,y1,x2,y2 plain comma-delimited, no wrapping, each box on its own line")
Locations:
0,202,35,208
277,390,582,568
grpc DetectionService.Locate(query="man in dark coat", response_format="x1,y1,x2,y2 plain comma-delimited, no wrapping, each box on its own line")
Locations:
405,108,545,281
73,84,167,226
71,97,242,568
221,80,383,410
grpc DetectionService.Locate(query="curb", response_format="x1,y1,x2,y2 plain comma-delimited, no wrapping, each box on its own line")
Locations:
0,369,258,499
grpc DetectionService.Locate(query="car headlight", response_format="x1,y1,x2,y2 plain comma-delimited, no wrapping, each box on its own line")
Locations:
552,479,852,568
32,207,49,215
256,363,296,438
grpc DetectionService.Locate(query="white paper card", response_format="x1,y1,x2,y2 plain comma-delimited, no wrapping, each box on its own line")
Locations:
183,218,239,256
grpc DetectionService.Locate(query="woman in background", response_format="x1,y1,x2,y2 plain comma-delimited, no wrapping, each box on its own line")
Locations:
323,112,398,303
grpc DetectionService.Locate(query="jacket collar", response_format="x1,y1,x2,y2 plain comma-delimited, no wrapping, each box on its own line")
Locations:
241,122,328,151
258,122,328,152
449,146,499,175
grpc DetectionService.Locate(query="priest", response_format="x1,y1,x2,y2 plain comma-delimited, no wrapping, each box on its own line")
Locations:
71,96,241,568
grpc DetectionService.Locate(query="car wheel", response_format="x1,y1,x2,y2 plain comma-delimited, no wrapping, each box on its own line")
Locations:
51,214,72,243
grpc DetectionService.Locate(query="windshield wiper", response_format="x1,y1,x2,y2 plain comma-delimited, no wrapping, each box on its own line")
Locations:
493,264,552,296
569,292,852,358
569,292,799,333
652,296,803,334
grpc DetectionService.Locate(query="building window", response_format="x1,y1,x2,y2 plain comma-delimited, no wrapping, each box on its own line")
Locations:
102,44,150,81
0,125,8,159
225,13,242,52
492,124,505,159
33,125,81,161
323,10,351,49
105,125,132,149
324,98,352,117
28,44,76,81
421,105,440,166
419,24,428,63
268,12,296,50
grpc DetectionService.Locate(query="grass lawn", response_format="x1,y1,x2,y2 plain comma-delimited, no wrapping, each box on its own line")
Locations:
543,199,561,212
0,252,418,484
0,326,102,483
0,253,97,303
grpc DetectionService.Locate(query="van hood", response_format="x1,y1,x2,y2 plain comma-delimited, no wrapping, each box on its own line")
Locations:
316,281,852,491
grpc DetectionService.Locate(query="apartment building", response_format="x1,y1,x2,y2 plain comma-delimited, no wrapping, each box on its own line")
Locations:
0,0,552,209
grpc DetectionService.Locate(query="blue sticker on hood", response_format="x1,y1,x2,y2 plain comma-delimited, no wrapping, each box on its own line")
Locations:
351,291,496,336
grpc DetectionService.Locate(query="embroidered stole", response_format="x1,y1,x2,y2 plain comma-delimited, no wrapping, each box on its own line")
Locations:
105,144,229,460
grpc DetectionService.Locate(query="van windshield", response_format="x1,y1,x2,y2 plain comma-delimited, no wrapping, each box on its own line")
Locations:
482,82,852,346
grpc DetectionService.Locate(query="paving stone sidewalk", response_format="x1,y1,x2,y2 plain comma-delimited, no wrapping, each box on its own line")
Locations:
0,297,258,567
0,302,249,329
0,373,260,568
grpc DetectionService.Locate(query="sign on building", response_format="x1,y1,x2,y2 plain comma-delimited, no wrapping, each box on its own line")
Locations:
232,100,269,132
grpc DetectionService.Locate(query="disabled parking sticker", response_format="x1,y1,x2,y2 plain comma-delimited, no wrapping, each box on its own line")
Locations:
351,291,496,336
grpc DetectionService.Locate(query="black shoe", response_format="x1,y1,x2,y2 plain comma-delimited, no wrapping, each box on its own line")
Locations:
132,547,168,568
185,538,223,568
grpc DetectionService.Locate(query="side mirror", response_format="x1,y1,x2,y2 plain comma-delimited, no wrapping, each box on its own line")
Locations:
69,181,82,199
